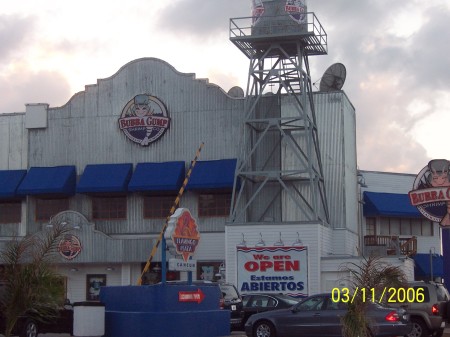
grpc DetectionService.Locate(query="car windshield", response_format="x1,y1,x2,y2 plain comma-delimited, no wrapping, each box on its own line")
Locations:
220,284,240,300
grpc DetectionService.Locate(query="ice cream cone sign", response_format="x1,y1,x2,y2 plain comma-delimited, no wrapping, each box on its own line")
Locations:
165,208,201,262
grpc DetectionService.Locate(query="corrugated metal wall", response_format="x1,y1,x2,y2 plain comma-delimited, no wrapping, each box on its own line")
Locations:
29,58,244,168
313,92,358,230
25,58,246,236
0,113,27,170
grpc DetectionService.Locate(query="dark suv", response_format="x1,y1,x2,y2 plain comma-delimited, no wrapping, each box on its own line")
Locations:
389,281,449,337
218,282,244,330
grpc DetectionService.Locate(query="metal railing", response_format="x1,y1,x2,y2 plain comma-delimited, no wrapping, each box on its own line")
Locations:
363,235,417,257
229,13,327,55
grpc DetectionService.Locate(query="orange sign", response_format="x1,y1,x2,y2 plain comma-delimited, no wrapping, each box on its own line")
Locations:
165,208,201,262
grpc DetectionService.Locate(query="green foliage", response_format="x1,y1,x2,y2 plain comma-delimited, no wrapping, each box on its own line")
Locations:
340,255,408,337
0,224,71,337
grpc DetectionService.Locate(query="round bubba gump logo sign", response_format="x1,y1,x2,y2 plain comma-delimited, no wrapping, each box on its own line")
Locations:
409,159,450,226
118,94,170,146
58,234,82,260
285,0,307,24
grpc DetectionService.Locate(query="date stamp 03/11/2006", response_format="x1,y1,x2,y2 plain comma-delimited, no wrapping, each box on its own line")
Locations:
331,287,425,304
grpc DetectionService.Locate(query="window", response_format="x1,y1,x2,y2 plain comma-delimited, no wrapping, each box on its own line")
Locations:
198,193,231,217
379,218,389,235
86,274,106,301
400,219,412,235
249,295,275,308
325,297,347,310
296,296,325,311
92,196,126,220
420,219,433,236
366,217,376,235
143,195,175,219
197,261,223,282
373,216,433,236
0,201,21,224
35,198,69,222
389,218,400,235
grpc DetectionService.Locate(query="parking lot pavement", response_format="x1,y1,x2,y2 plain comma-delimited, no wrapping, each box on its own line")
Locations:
444,326,450,337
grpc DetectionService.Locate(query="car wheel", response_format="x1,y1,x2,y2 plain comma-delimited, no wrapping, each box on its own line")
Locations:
406,318,429,337
253,320,277,337
20,319,39,337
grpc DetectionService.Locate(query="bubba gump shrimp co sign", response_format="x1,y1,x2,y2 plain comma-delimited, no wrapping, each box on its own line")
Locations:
409,159,450,226
164,208,201,265
58,234,82,260
118,94,170,146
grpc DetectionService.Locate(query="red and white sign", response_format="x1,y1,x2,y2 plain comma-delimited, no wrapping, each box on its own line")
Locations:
178,289,205,303
118,94,170,146
237,246,308,298
58,234,82,260
164,208,201,262
285,0,307,24
409,159,450,226
251,0,264,25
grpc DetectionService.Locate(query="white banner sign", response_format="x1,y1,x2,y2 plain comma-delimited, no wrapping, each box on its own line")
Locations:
169,258,197,272
237,246,308,298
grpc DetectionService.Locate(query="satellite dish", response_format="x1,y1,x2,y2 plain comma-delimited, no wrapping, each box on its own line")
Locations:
319,63,346,92
228,86,245,98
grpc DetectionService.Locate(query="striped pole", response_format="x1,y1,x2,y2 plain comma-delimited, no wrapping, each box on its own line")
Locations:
137,142,204,285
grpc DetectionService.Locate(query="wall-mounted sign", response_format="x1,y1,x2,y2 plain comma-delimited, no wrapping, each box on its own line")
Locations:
118,94,170,146
251,0,264,25
285,0,307,24
58,234,82,260
165,208,201,262
178,289,205,304
409,159,450,226
237,246,308,298
169,258,197,272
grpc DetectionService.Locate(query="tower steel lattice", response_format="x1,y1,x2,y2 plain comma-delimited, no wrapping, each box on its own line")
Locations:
229,10,330,225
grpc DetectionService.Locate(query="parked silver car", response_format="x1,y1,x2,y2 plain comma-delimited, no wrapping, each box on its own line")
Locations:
244,293,411,337
388,281,450,337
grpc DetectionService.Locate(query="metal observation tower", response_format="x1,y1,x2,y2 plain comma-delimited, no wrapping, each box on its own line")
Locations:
229,1,329,225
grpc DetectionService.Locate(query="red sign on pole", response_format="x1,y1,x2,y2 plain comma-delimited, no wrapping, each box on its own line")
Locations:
178,289,205,304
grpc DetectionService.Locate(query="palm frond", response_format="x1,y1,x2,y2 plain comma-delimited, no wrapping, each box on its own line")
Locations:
0,224,70,337
339,255,407,337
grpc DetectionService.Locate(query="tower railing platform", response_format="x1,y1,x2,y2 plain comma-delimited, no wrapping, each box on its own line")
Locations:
230,13,327,58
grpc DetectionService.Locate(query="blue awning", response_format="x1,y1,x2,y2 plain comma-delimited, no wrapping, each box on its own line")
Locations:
413,253,444,278
17,166,76,196
0,170,27,198
76,163,133,193
128,161,185,192
186,159,237,190
363,192,422,217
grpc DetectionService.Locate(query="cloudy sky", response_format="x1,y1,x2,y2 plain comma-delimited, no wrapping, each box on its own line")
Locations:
1,0,449,174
